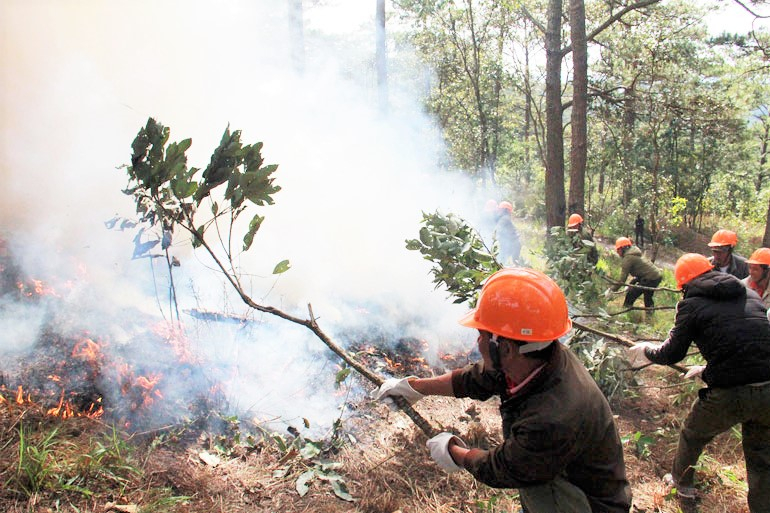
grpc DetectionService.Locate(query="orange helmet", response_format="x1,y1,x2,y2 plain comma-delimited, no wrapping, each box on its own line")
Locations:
747,247,770,266
484,199,498,213
708,229,738,248
615,237,633,250
498,201,513,212
567,213,583,228
459,268,572,342
675,253,713,289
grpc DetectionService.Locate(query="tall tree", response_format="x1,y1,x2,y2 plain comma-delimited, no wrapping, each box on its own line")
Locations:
376,0,389,113
568,0,588,216
288,0,305,74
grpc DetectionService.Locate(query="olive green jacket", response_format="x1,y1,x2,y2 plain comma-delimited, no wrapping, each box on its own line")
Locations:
611,245,662,291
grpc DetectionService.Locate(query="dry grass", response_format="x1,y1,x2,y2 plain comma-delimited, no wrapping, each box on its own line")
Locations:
1,367,753,513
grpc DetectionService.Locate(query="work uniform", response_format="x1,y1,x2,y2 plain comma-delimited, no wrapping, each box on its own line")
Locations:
451,343,631,513
645,270,770,513
708,252,749,280
611,245,662,307
495,215,521,266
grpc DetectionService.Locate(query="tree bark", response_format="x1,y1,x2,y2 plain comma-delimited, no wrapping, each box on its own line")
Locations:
376,0,388,114
545,0,565,228
288,0,305,74
568,0,587,217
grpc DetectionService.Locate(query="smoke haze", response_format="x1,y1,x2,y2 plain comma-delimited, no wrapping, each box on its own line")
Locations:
1,0,487,433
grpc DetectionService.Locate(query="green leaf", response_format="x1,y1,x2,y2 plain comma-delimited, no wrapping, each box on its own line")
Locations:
299,441,321,460
295,469,315,497
272,259,291,274
331,480,354,502
243,214,264,251
192,225,205,249
335,368,351,386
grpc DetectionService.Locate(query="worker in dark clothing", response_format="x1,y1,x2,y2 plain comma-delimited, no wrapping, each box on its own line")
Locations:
707,229,749,280
634,215,645,248
609,237,663,308
629,253,770,511
374,268,632,513
567,213,599,265
494,201,521,266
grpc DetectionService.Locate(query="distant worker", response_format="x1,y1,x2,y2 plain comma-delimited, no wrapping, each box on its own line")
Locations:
567,213,599,265
609,237,663,309
634,214,645,248
373,268,632,512
707,229,748,280
494,201,521,266
743,247,770,308
628,253,770,510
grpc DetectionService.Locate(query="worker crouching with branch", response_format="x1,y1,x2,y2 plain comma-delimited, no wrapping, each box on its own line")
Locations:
609,237,662,309
373,268,631,513
629,253,770,511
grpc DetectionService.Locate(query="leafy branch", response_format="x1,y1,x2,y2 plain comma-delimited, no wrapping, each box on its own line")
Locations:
114,118,439,442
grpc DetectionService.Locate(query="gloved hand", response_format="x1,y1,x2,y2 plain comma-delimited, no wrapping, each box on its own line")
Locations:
604,288,613,299
371,377,424,405
426,432,467,473
684,365,706,379
628,342,658,367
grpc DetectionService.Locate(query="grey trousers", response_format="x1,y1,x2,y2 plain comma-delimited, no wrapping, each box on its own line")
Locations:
672,382,770,513
519,475,591,513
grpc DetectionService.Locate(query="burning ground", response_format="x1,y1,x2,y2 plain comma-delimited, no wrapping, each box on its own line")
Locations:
0,236,752,513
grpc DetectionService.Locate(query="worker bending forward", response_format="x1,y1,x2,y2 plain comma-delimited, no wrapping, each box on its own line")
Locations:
630,253,770,512
374,268,631,513
610,237,662,308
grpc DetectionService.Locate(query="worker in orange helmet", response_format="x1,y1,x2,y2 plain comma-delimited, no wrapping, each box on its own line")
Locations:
608,237,662,309
628,253,770,510
493,200,521,266
373,268,631,513
567,213,598,265
707,229,748,279
743,247,770,308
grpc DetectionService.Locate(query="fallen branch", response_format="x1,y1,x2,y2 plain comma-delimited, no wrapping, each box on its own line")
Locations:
572,319,687,374
599,274,679,293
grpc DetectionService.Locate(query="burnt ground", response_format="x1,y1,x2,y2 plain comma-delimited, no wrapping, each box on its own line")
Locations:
0,363,751,513
0,227,753,512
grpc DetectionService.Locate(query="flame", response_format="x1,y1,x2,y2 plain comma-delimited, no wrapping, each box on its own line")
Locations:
16,278,59,297
152,322,199,364
0,384,103,419
120,365,164,411
72,336,103,367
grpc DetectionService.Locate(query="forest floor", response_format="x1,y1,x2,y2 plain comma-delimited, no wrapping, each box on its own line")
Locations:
0,357,751,513
0,226,753,513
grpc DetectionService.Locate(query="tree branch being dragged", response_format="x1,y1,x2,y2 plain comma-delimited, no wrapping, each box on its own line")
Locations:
115,118,438,438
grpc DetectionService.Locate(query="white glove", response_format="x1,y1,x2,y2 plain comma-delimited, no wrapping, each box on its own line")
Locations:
604,289,613,299
426,432,467,473
371,377,424,405
628,342,658,367
684,365,706,379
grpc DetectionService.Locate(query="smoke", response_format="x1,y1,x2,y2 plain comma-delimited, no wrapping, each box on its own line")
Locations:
1,0,486,434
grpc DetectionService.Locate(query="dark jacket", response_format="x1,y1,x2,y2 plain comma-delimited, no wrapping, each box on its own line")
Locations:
495,216,521,264
611,245,661,291
647,270,770,387
451,343,631,513
707,253,749,280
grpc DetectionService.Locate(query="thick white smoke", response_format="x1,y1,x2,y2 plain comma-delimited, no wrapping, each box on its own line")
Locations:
1,0,488,434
